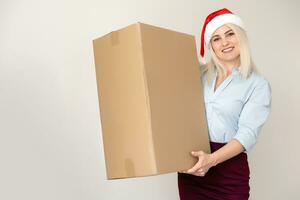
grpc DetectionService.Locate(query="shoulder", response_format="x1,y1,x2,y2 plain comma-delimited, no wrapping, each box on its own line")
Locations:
235,71,271,102
246,72,272,101
247,72,271,90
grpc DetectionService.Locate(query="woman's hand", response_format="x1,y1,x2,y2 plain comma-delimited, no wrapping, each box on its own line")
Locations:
180,140,245,176
184,151,217,176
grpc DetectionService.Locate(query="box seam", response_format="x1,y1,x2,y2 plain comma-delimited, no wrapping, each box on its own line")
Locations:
137,23,158,173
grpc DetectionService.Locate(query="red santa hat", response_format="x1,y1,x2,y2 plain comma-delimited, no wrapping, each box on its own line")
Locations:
200,8,245,59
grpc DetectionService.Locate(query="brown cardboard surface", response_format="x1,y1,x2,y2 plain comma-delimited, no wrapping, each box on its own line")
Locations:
93,22,210,179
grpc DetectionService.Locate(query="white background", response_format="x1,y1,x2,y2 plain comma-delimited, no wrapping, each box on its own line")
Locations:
1,0,299,199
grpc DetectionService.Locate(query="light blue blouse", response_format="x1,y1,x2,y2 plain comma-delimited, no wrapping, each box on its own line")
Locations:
202,68,272,152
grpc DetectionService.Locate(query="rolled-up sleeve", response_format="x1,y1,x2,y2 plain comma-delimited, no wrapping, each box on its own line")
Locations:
233,79,272,152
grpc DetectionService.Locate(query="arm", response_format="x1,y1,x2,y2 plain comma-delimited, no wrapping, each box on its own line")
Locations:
185,78,272,176
185,139,244,176
211,139,244,165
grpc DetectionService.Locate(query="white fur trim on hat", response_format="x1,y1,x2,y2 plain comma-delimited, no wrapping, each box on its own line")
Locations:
204,13,245,44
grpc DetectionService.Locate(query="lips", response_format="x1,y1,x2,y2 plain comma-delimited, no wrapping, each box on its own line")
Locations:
222,47,234,53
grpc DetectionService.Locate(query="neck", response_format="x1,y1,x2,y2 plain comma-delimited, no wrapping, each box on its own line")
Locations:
220,59,240,74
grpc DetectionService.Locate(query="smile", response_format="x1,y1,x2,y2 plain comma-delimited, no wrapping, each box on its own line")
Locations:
222,47,234,53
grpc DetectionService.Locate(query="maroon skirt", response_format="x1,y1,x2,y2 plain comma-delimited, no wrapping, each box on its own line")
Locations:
178,142,250,200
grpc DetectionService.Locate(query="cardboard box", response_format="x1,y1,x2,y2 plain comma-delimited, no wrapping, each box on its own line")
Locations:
93,22,210,179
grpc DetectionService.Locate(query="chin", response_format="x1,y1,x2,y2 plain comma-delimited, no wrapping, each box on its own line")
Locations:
220,54,240,62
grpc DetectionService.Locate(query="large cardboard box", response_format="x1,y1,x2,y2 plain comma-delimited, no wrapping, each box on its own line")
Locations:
93,22,210,179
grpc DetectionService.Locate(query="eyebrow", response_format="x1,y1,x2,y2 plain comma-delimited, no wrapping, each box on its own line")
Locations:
211,29,234,39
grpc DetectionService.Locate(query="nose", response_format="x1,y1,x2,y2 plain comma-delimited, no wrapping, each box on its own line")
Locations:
221,38,229,46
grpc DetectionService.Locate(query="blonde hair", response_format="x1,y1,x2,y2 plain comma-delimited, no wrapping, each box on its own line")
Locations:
202,23,257,85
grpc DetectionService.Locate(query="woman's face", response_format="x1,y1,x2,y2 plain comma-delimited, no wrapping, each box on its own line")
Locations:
210,25,240,64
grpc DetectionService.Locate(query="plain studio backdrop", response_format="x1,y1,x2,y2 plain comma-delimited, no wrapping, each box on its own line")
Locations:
0,0,299,199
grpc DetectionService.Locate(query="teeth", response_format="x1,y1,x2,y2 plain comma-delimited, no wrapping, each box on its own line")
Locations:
222,47,234,52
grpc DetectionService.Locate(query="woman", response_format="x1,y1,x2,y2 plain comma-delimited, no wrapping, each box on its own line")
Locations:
178,8,272,200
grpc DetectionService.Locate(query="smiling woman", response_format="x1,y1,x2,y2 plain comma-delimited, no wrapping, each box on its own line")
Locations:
178,8,272,200
211,26,240,67
207,22,255,84
208,23,255,92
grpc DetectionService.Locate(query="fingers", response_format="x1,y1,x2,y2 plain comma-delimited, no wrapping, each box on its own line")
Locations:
187,162,201,173
195,171,206,176
186,168,207,176
185,151,214,177
195,168,208,176
187,151,205,173
189,167,208,176
190,151,204,157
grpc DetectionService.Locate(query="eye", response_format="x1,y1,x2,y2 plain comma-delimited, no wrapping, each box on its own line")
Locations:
227,32,235,36
212,37,220,42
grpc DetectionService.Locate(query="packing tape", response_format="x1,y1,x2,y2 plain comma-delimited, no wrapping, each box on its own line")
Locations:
110,31,119,46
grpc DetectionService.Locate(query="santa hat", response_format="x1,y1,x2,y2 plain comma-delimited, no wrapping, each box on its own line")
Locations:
200,8,245,60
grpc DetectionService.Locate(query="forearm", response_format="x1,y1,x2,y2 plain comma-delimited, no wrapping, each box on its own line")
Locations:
211,139,245,166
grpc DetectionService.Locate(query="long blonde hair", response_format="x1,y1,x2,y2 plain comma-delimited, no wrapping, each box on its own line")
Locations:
202,23,257,85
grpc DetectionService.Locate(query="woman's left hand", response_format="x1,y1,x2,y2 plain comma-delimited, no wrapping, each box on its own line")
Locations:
184,151,217,176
